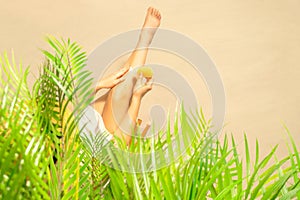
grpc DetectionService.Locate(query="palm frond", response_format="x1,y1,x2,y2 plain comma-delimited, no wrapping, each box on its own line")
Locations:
37,36,94,200
0,52,50,199
1,37,299,200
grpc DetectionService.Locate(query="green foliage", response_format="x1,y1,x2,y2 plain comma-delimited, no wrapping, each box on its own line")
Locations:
0,37,299,199
0,37,93,200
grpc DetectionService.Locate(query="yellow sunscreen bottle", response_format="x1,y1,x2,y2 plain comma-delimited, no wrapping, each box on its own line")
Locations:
137,66,153,79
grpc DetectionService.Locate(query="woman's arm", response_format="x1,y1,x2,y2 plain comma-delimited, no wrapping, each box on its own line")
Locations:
95,67,129,92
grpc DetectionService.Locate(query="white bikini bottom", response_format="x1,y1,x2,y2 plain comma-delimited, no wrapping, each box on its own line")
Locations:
78,105,113,147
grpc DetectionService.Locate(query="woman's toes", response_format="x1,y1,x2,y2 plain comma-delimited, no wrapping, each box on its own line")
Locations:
148,7,154,14
156,10,160,17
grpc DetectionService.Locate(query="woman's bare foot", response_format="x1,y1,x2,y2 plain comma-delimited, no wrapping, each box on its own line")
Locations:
139,7,162,46
143,7,161,29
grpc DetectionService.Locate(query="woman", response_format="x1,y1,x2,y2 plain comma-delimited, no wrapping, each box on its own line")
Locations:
80,7,161,145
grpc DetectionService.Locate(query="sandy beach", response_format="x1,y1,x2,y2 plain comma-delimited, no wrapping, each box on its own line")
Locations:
1,0,299,157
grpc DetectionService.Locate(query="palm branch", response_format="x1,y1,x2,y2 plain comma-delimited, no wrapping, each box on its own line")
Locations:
0,36,299,200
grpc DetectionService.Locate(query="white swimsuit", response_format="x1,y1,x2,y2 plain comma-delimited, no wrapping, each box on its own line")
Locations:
78,106,113,148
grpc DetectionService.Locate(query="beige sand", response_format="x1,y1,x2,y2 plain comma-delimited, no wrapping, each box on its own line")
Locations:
1,0,299,158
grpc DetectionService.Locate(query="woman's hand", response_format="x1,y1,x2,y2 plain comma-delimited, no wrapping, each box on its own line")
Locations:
133,76,153,99
95,67,129,91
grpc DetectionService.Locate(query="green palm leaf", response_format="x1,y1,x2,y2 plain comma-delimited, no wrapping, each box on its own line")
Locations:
1,37,299,200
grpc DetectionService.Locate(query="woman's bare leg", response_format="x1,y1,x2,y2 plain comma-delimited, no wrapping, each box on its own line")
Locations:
113,79,153,144
101,7,161,133
123,7,161,69
92,7,161,113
